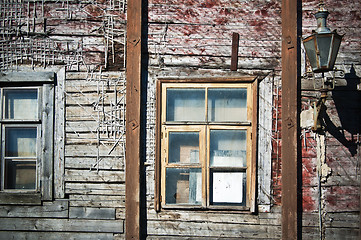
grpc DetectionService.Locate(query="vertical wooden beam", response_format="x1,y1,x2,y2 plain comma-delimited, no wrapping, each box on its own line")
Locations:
125,0,142,238
281,0,300,239
231,32,239,71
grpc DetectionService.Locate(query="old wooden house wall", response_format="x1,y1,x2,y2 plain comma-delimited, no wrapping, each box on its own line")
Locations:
300,0,361,239
145,0,283,238
0,0,360,239
0,0,126,239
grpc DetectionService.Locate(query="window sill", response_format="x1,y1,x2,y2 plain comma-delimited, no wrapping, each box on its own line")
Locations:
0,192,41,205
161,204,250,212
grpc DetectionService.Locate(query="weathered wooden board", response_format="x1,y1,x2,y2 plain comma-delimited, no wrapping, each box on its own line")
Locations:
141,210,282,226
65,144,124,157
0,72,55,82
303,212,360,228
54,67,66,199
0,232,114,240
0,218,123,233
69,207,115,220
69,194,125,208
66,121,100,132
147,220,282,238
64,169,125,183
0,201,68,218
66,92,125,106
65,156,124,170
148,3,281,27
65,183,125,195
0,193,41,205
149,54,280,69
66,72,124,80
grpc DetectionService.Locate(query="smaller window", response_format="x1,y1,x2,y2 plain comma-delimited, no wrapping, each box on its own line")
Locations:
1,88,41,192
0,72,55,205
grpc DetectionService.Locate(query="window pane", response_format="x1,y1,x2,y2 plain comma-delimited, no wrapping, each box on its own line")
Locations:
166,89,205,121
169,132,199,164
5,160,36,189
210,130,247,167
211,171,246,205
208,88,247,122
5,127,37,157
316,35,332,67
4,89,38,119
165,168,202,205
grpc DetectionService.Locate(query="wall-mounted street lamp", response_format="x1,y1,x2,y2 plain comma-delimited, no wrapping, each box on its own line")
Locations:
302,1,343,131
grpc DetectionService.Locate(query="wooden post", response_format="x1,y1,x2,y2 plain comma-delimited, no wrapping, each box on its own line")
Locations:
125,0,142,238
281,0,300,239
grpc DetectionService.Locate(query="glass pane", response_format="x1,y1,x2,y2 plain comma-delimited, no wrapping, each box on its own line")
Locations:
5,127,37,157
303,37,318,70
4,89,38,119
165,168,202,205
5,160,36,189
317,35,332,67
208,88,247,122
166,89,205,121
211,171,246,205
329,35,342,68
169,132,199,164
210,130,247,167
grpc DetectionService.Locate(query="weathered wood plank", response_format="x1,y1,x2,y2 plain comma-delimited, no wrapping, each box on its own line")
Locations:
65,144,124,157
138,209,281,226
41,84,55,201
66,92,125,106
66,71,124,78
64,169,125,183
54,67,66,199
66,121,99,132
0,193,41,205
147,220,281,238
149,54,280,69
65,183,125,195
0,218,123,233
69,207,115,219
65,156,124,170
69,194,125,208
0,72,55,82
325,227,359,239
0,200,68,218
257,75,273,209
147,237,276,240
303,212,360,228
0,232,115,240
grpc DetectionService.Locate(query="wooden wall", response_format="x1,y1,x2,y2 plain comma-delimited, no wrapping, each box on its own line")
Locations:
0,0,359,239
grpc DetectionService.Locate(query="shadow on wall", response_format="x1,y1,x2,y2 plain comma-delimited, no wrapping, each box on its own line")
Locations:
324,65,361,156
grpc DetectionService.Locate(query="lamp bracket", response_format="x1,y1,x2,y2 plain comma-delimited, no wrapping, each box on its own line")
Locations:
312,91,327,131
304,68,345,91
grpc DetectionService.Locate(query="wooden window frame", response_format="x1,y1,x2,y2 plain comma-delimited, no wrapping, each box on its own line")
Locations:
155,77,258,212
0,72,55,205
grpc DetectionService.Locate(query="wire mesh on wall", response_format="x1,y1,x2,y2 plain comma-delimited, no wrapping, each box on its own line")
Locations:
0,0,126,72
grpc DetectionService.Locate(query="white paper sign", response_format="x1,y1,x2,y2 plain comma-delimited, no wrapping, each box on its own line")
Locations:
212,172,243,203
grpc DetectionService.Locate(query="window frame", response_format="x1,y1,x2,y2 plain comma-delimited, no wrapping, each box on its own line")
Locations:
155,77,258,212
0,72,55,205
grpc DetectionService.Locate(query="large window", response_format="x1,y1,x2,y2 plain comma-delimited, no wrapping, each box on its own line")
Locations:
0,72,55,204
155,78,257,211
